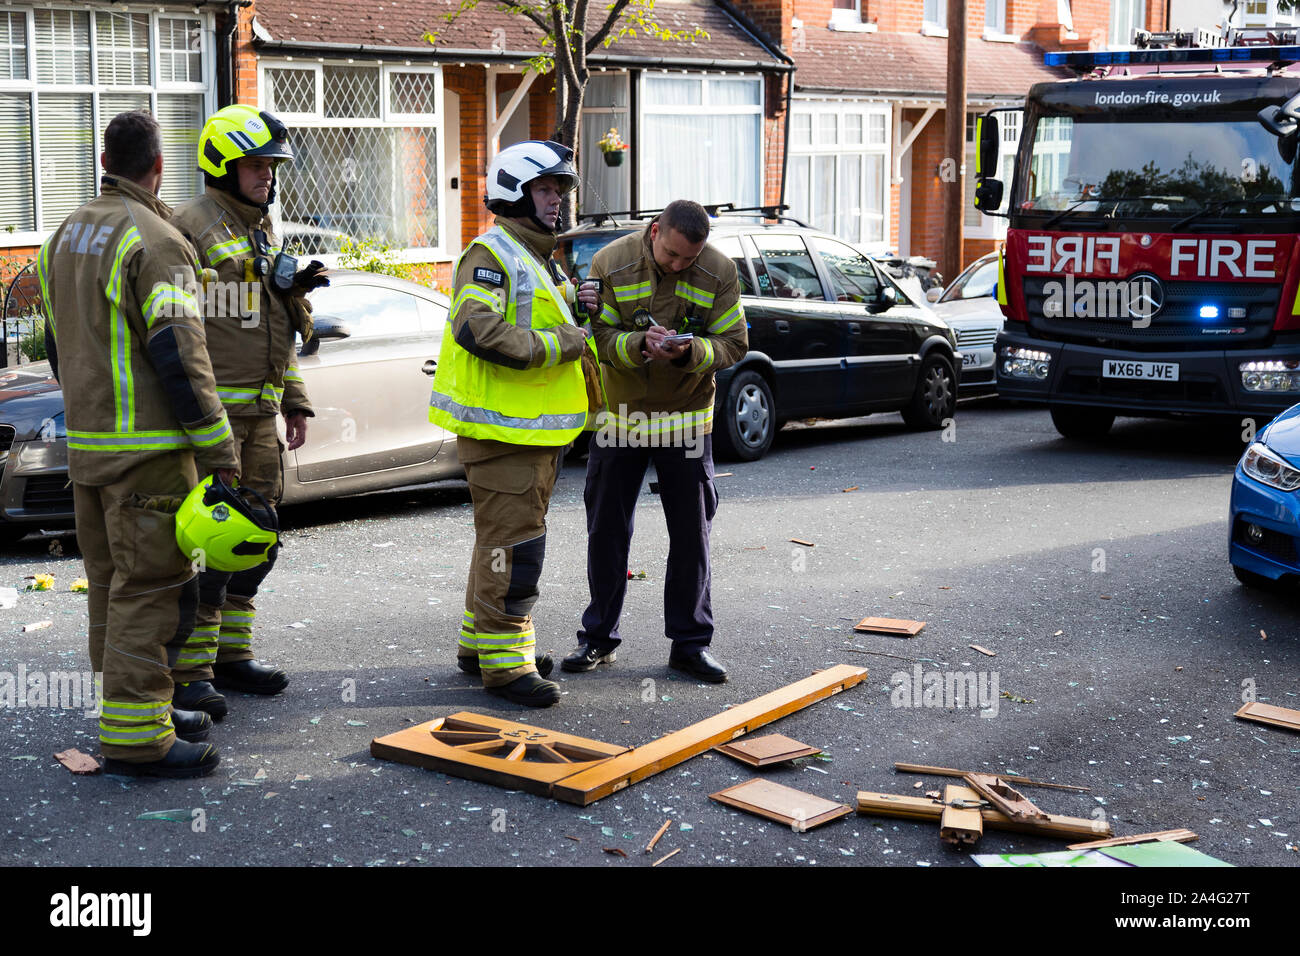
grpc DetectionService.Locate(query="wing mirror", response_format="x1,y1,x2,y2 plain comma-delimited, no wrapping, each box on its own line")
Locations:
925,287,943,303
298,314,353,357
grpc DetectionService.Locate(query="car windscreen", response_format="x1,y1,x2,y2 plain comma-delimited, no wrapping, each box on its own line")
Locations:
1017,112,1300,219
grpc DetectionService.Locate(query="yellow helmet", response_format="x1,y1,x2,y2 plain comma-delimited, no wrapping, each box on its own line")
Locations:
174,474,280,573
198,104,294,178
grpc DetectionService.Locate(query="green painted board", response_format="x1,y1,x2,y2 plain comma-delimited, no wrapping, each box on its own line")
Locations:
1100,841,1234,868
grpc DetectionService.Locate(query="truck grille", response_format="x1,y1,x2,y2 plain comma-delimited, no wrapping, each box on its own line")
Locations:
22,475,73,514
1024,278,1282,350
1060,369,1228,406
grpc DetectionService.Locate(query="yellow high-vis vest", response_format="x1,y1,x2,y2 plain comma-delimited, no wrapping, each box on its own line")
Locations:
429,227,588,446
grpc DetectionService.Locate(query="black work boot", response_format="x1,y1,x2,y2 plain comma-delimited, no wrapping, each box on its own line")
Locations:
211,659,289,695
172,708,213,743
561,644,617,673
668,648,728,683
173,681,228,721
485,672,562,707
103,740,221,779
458,654,554,677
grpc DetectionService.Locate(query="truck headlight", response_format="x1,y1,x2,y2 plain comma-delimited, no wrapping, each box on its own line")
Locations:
1242,441,1300,491
1000,346,1051,381
1241,360,1300,392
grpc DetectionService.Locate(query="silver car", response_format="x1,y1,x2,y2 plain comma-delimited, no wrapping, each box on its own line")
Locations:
0,270,461,542
929,251,1003,395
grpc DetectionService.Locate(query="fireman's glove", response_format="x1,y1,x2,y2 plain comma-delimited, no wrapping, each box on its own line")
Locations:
293,260,330,294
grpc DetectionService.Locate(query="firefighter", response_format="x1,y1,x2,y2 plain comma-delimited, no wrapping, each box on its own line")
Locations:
429,140,597,707
37,110,239,777
563,200,748,683
169,105,325,719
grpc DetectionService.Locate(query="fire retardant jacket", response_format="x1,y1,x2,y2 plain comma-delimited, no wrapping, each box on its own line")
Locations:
588,221,748,440
37,175,237,486
171,187,313,419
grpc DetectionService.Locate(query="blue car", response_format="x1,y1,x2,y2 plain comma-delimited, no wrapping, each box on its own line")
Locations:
1230,404,1300,588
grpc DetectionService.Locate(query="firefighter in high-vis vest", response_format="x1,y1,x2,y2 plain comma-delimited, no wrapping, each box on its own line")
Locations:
37,110,239,778
429,140,598,707
168,105,324,719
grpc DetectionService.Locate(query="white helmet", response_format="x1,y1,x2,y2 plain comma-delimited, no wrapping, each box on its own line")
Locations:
485,140,578,212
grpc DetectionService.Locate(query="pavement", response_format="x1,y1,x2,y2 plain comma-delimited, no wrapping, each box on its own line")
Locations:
1,400,1297,869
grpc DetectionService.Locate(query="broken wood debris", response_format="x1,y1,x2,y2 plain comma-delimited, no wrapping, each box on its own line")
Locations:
713,733,820,767
645,818,672,854
968,644,996,657
963,773,1050,823
1235,701,1300,732
938,784,984,847
893,762,1090,793
53,749,101,775
854,616,925,637
790,538,815,547
1067,829,1198,851
652,848,681,867
710,778,852,831
856,790,1110,840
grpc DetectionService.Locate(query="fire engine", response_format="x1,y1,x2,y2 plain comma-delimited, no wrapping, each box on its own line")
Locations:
975,28,1300,438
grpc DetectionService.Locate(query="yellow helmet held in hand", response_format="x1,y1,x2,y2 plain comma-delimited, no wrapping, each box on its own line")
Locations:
175,474,280,573
198,104,294,178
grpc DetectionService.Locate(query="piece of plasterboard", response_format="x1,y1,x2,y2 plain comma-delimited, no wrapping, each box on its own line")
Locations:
713,733,820,767
550,664,868,805
1235,701,1300,732
854,616,925,637
709,778,851,830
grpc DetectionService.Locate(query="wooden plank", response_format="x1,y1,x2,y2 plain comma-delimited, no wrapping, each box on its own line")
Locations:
709,779,852,831
964,773,1050,822
370,712,629,797
551,665,869,805
893,761,1090,793
713,733,820,767
1235,701,1300,732
939,784,983,846
854,616,925,637
856,790,1112,839
645,819,672,854
1067,829,1198,851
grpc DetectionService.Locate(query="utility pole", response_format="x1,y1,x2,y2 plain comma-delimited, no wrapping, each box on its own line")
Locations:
943,0,967,281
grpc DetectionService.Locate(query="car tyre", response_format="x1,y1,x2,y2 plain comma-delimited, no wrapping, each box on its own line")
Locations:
1050,405,1115,440
901,353,956,430
716,369,775,462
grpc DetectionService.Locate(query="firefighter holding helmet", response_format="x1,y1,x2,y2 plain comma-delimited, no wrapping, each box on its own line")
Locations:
169,105,326,719
428,140,599,707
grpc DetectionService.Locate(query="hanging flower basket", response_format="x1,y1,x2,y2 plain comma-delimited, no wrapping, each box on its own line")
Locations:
597,127,628,168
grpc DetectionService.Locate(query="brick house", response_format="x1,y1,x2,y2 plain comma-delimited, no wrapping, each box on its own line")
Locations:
735,0,1169,276
0,0,789,290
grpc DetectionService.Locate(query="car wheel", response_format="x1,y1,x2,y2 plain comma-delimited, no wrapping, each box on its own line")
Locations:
1050,405,1115,440
1233,563,1285,591
717,369,775,462
901,354,956,429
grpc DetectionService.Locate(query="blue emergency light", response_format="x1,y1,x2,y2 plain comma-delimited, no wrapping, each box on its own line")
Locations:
1045,45,1300,69
1199,305,1220,320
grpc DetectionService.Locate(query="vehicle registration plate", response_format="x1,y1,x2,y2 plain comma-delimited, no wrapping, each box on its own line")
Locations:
1102,360,1179,382
962,352,978,367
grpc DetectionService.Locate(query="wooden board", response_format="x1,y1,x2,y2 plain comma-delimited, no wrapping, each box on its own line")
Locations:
893,762,1090,792
964,773,1050,822
552,664,868,805
1235,701,1300,732
1068,829,1198,851
854,616,925,637
709,778,851,831
369,713,629,797
939,784,984,846
371,666,868,806
856,790,1111,839
713,733,820,767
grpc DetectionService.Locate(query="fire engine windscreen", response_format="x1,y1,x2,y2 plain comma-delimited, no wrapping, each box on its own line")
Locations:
1018,113,1300,218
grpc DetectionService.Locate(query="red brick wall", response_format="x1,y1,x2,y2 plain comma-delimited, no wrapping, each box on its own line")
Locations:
445,67,491,251
232,4,258,104
765,73,789,211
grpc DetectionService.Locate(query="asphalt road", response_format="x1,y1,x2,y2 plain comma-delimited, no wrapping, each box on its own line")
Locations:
1,400,1296,869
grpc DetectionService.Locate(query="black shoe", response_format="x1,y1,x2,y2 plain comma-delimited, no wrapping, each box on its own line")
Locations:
458,654,554,678
561,644,617,673
173,681,228,721
172,708,212,743
103,740,220,779
211,659,289,696
485,672,562,707
668,648,728,683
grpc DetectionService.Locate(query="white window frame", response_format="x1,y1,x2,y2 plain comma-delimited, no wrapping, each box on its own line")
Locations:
788,98,891,251
964,106,1021,239
984,0,1015,41
637,71,765,212
577,70,630,217
923,0,948,35
260,58,447,262
1108,0,1147,47
1239,0,1296,26
0,4,214,247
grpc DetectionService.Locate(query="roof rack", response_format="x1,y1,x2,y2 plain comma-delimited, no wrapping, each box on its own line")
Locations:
576,204,807,228
1046,42,1300,72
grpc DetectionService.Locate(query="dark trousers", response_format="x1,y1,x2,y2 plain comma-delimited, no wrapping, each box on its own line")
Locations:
578,434,718,653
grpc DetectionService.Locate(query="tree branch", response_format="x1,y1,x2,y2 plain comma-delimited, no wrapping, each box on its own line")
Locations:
495,0,551,35
587,0,634,52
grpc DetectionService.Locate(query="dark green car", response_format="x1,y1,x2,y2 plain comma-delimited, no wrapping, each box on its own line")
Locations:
556,219,962,461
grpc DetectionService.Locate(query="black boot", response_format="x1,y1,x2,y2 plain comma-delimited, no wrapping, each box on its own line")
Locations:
172,708,213,743
174,681,228,721
103,740,220,779
485,672,562,707
458,654,554,677
211,659,289,695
